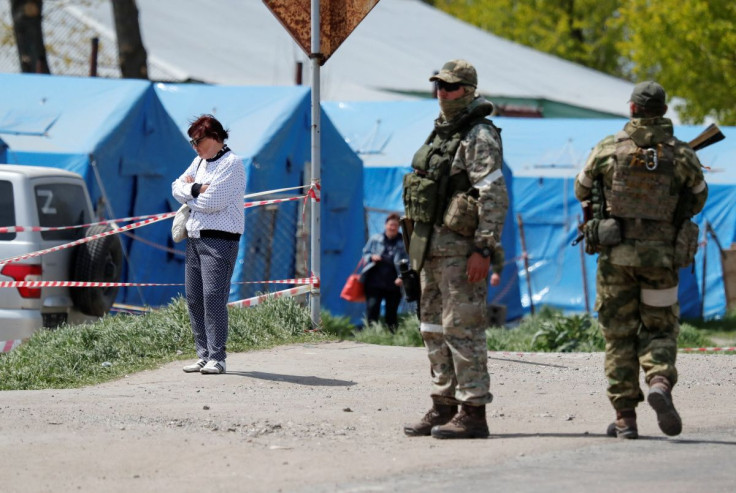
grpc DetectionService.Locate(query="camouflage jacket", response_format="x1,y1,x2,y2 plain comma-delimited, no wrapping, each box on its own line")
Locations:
428,97,509,273
575,117,708,268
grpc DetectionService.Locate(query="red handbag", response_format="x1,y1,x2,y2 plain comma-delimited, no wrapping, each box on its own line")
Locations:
340,259,366,302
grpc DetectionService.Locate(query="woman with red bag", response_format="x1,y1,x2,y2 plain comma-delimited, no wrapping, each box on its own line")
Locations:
360,213,409,332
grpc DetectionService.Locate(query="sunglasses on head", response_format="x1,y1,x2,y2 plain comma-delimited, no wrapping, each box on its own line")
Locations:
189,136,204,147
436,80,463,92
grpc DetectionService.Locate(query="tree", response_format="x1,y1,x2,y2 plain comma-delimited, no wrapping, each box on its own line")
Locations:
618,0,736,124
432,0,624,78
111,0,148,79
430,0,736,125
11,0,50,73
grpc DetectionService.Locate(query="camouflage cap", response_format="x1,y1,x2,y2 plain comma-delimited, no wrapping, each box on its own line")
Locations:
429,59,478,88
629,81,666,111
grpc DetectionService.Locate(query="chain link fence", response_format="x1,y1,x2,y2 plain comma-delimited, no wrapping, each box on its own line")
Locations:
0,0,178,80
235,196,309,303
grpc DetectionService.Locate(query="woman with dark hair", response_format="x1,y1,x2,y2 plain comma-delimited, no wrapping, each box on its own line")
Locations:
172,114,245,375
360,212,409,331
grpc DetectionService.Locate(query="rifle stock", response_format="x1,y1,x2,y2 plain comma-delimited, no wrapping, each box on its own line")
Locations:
400,216,413,253
688,123,725,151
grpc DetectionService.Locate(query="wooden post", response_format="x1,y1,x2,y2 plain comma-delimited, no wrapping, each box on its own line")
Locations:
295,61,303,85
578,214,590,313
701,224,708,318
517,213,535,315
89,37,99,77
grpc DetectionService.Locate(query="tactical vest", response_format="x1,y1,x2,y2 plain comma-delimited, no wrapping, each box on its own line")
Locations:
606,131,679,241
403,116,496,226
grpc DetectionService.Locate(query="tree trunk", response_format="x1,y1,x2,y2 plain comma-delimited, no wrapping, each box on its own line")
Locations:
11,0,50,74
111,0,149,79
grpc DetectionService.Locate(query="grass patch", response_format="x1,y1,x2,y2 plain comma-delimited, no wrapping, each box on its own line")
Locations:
2,299,726,391
682,310,736,347
0,296,336,391
324,305,719,353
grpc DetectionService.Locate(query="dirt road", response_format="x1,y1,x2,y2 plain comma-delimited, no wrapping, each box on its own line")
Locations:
1,341,734,492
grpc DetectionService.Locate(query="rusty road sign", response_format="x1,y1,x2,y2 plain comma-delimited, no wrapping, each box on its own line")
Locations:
263,0,380,64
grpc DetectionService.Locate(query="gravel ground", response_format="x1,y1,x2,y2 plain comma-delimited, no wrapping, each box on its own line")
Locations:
1,341,735,492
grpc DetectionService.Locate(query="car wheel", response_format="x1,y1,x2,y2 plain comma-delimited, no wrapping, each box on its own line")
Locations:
71,224,123,317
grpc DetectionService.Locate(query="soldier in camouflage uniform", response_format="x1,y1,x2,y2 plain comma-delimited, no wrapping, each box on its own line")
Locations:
575,81,708,439
402,60,509,439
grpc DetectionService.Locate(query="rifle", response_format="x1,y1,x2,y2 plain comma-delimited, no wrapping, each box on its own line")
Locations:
398,216,421,313
571,178,604,248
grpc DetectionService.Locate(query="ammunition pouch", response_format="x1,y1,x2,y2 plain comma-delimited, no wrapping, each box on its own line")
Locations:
673,220,699,268
598,218,622,246
403,172,439,224
443,191,478,237
583,218,622,255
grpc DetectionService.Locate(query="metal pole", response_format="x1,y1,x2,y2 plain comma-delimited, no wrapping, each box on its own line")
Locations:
309,0,322,328
517,213,535,315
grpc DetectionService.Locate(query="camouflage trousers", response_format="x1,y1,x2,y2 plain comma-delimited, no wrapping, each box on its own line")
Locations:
419,254,493,406
596,259,680,411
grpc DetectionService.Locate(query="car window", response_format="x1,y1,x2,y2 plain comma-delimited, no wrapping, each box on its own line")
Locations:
0,180,16,241
35,183,91,241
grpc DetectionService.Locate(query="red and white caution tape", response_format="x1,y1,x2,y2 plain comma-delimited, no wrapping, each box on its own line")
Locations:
0,277,319,289
0,213,174,266
244,195,306,208
0,193,319,267
1,339,22,353
228,284,312,308
1,193,313,236
679,346,736,353
0,214,160,234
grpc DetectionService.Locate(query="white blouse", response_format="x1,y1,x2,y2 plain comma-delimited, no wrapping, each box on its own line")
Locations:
171,150,246,237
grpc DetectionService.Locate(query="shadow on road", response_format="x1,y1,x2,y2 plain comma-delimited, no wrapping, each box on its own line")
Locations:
492,432,736,446
226,370,356,387
491,432,608,439
487,356,569,368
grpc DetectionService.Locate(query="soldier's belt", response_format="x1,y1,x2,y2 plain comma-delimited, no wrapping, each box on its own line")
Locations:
619,218,676,242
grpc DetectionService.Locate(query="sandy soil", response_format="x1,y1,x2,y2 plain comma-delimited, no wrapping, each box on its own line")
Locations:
1,341,735,493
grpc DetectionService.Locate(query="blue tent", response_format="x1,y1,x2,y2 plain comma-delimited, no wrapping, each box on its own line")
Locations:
154,83,365,321
0,73,193,307
496,117,736,319
323,100,523,322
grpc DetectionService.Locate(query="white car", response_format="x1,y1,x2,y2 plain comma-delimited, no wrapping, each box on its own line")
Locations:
0,165,123,346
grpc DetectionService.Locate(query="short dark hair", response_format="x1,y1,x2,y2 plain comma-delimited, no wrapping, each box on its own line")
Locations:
631,103,666,118
188,114,229,143
386,212,401,223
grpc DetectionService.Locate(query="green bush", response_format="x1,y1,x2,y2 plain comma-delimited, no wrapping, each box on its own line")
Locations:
531,311,604,352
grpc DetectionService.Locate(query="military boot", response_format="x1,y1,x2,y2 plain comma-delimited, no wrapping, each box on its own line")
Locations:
606,409,638,439
430,404,489,439
403,401,457,436
647,376,682,436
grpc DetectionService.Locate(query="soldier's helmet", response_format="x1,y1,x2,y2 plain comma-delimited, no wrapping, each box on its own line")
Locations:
629,81,667,113
429,59,478,88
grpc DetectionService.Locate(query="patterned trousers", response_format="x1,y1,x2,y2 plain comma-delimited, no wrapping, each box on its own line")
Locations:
419,254,492,406
185,237,239,362
596,258,680,410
